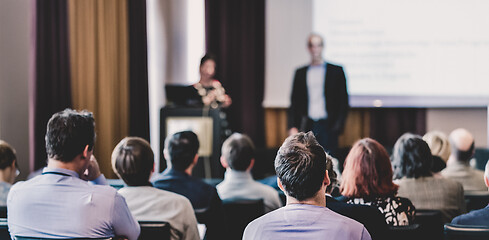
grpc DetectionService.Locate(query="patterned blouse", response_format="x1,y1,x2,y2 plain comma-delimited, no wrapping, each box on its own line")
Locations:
347,196,416,226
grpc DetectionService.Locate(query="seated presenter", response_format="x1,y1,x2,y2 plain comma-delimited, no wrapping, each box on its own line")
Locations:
193,54,232,108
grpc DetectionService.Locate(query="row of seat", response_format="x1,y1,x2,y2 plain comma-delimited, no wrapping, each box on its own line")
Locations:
389,223,489,240
389,209,489,240
0,219,170,240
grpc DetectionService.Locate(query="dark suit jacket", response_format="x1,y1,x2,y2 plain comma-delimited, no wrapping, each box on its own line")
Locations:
451,205,489,226
327,196,389,240
152,168,225,239
288,63,349,133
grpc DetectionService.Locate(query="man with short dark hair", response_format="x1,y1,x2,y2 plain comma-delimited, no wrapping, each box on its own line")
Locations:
152,130,224,239
243,132,370,240
451,161,489,225
217,133,282,213
441,128,486,192
7,109,139,239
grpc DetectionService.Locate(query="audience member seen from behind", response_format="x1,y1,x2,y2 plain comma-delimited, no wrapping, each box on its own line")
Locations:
7,109,139,239
392,133,466,223
423,130,450,173
243,132,371,240
341,138,416,226
325,151,389,240
441,128,486,192
217,133,282,213
0,140,19,206
151,131,225,239
451,161,489,225
112,137,199,240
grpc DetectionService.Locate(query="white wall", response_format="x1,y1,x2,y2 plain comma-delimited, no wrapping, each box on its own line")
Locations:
0,0,31,180
147,0,204,171
263,0,313,108
426,108,488,148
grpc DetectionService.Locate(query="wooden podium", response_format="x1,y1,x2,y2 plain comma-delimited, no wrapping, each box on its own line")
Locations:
160,106,226,178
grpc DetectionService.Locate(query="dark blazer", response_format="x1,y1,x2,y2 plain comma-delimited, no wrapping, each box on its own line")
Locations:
451,205,489,226
288,63,349,133
327,196,389,240
152,168,225,239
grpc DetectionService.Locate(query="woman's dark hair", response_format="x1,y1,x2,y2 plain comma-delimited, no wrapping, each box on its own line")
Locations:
112,137,154,186
200,53,216,67
391,133,433,179
341,138,398,199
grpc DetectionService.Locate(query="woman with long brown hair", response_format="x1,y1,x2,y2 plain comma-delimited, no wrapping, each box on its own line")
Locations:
341,138,415,226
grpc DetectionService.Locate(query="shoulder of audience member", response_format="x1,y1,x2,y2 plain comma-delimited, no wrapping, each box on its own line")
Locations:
451,207,489,225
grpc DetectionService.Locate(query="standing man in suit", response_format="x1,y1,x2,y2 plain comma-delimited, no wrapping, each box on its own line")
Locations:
289,33,349,157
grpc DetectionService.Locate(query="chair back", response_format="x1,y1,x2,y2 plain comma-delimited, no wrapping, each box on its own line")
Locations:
464,192,489,212
415,209,443,240
222,199,264,240
389,223,421,240
15,238,112,240
15,237,111,240
0,206,7,218
138,221,170,240
444,223,489,240
194,206,211,225
0,218,10,240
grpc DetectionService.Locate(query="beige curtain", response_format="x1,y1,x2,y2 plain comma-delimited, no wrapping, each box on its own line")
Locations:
68,0,129,178
264,108,370,148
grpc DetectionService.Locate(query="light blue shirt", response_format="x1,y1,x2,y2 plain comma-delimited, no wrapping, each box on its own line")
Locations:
0,181,12,206
243,204,371,240
7,167,140,239
217,170,282,213
307,64,327,120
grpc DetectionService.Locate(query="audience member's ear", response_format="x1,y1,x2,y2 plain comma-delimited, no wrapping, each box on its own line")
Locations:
220,156,229,168
8,160,17,184
246,159,255,171
163,149,169,160
323,170,330,187
277,178,285,192
192,154,199,165
484,175,489,188
82,145,91,159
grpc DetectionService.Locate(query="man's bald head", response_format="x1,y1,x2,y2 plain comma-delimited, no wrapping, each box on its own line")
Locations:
449,128,475,162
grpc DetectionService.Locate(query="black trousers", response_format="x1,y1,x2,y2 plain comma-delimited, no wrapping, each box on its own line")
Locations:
310,119,338,158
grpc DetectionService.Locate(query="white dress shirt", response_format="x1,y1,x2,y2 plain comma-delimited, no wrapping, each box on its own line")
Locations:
217,169,282,213
307,64,327,120
118,186,200,240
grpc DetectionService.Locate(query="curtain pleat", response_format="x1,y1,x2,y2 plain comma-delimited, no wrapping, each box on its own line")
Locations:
32,0,72,171
68,0,129,178
128,0,150,142
205,0,266,147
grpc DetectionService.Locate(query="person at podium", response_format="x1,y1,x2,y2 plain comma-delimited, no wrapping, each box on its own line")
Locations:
193,54,232,108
